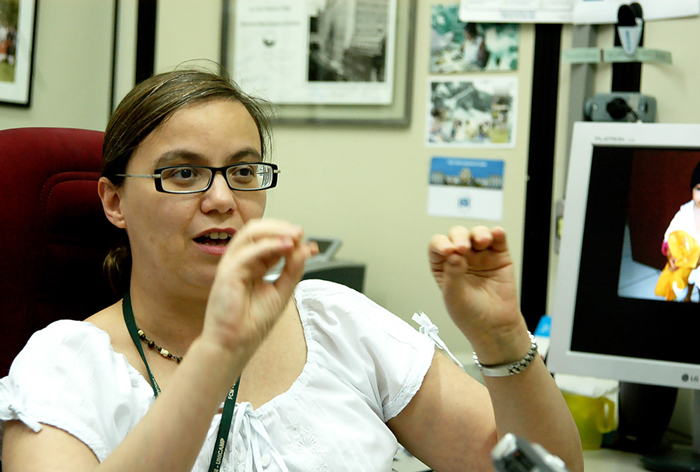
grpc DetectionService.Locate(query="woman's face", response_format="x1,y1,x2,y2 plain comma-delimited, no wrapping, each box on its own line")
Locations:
693,184,700,208
111,99,267,291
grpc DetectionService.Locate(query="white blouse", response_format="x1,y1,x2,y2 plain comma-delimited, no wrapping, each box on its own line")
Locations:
0,280,435,471
664,200,700,242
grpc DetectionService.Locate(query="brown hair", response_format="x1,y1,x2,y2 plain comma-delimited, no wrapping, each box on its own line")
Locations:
102,67,273,295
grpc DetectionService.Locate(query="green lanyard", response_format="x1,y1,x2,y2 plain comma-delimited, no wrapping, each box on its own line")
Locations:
122,293,241,472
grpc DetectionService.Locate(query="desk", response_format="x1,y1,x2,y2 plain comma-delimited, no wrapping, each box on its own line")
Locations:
584,448,646,471
393,447,647,471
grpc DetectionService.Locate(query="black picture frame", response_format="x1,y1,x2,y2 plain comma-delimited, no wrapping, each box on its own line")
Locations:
0,0,38,107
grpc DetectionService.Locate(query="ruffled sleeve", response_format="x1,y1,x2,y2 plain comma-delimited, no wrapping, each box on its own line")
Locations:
0,320,154,462
295,280,435,422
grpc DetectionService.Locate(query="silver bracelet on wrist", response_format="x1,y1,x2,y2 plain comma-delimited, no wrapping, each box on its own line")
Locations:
473,332,538,377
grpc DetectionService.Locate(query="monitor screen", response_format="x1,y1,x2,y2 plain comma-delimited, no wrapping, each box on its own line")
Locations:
548,122,700,391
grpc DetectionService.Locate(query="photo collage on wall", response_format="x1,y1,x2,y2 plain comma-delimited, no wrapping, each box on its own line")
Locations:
425,4,519,221
426,4,519,148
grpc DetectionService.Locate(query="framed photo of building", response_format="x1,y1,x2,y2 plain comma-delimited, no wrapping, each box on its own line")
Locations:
221,0,415,125
0,0,37,107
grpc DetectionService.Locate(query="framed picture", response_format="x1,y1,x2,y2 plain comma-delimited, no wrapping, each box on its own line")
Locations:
221,0,416,126
0,0,37,107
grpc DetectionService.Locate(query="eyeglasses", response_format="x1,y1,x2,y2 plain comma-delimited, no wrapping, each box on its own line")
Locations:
116,163,280,194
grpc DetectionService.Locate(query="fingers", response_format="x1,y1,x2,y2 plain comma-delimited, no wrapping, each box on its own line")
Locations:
487,226,508,252
227,218,304,253
216,234,291,282
429,225,508,260
428,225,511,287
274,241,318,296
457,226,507,252
217,220,302,280
220,219,318,291
428,234,454,265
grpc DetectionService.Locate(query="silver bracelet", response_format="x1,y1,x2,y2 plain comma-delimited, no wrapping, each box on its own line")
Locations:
473,332,538,377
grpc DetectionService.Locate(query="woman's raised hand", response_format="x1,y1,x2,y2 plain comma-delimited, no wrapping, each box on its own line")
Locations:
429,226,528,363
203,219,317,357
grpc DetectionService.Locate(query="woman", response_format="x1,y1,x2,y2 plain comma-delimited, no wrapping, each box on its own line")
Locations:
0,69,583,472
461,23,489,70
657,161,700,302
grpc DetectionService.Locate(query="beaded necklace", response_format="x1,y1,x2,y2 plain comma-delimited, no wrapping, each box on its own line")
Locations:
136,328,183,363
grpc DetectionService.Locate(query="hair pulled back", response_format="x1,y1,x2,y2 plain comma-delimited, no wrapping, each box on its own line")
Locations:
102,67,273,296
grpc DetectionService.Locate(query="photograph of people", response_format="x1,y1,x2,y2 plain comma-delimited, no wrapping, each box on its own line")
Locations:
461,23,489,70
307,0,389,82
655,161,700,302
430,5,519,74
0,68,583,472
426,77,517,147
0,0,19,81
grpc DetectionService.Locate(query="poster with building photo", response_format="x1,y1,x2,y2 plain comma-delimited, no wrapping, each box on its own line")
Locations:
427,157,504,221
426,76,518,148
233,0,396,105
431,4,519,73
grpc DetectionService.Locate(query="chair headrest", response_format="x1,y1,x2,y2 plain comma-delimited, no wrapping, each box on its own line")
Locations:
0,128,121,376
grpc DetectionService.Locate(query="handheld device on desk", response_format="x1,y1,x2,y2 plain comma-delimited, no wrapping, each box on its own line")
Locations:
307,237,342,262
492,434,569,472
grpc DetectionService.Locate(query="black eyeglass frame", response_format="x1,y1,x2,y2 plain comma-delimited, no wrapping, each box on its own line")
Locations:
116,162,280,194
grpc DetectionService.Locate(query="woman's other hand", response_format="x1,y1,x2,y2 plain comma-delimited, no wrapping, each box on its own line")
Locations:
429,225,528,364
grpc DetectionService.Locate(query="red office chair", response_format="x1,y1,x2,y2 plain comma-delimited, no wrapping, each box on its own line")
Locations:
0,128,121,379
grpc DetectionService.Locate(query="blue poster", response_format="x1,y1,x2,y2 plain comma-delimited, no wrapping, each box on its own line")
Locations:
427,157,504,220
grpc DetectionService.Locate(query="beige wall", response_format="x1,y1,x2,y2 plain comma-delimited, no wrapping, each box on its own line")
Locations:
0,0,113,131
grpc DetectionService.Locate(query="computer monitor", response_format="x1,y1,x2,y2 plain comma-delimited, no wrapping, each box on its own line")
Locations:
548,122,700,471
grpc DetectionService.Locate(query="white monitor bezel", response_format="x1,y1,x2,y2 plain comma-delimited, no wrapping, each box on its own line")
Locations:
548,121,700,390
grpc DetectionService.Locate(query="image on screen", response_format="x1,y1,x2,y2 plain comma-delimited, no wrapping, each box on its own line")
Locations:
617,148,700,304
569,144,700,366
